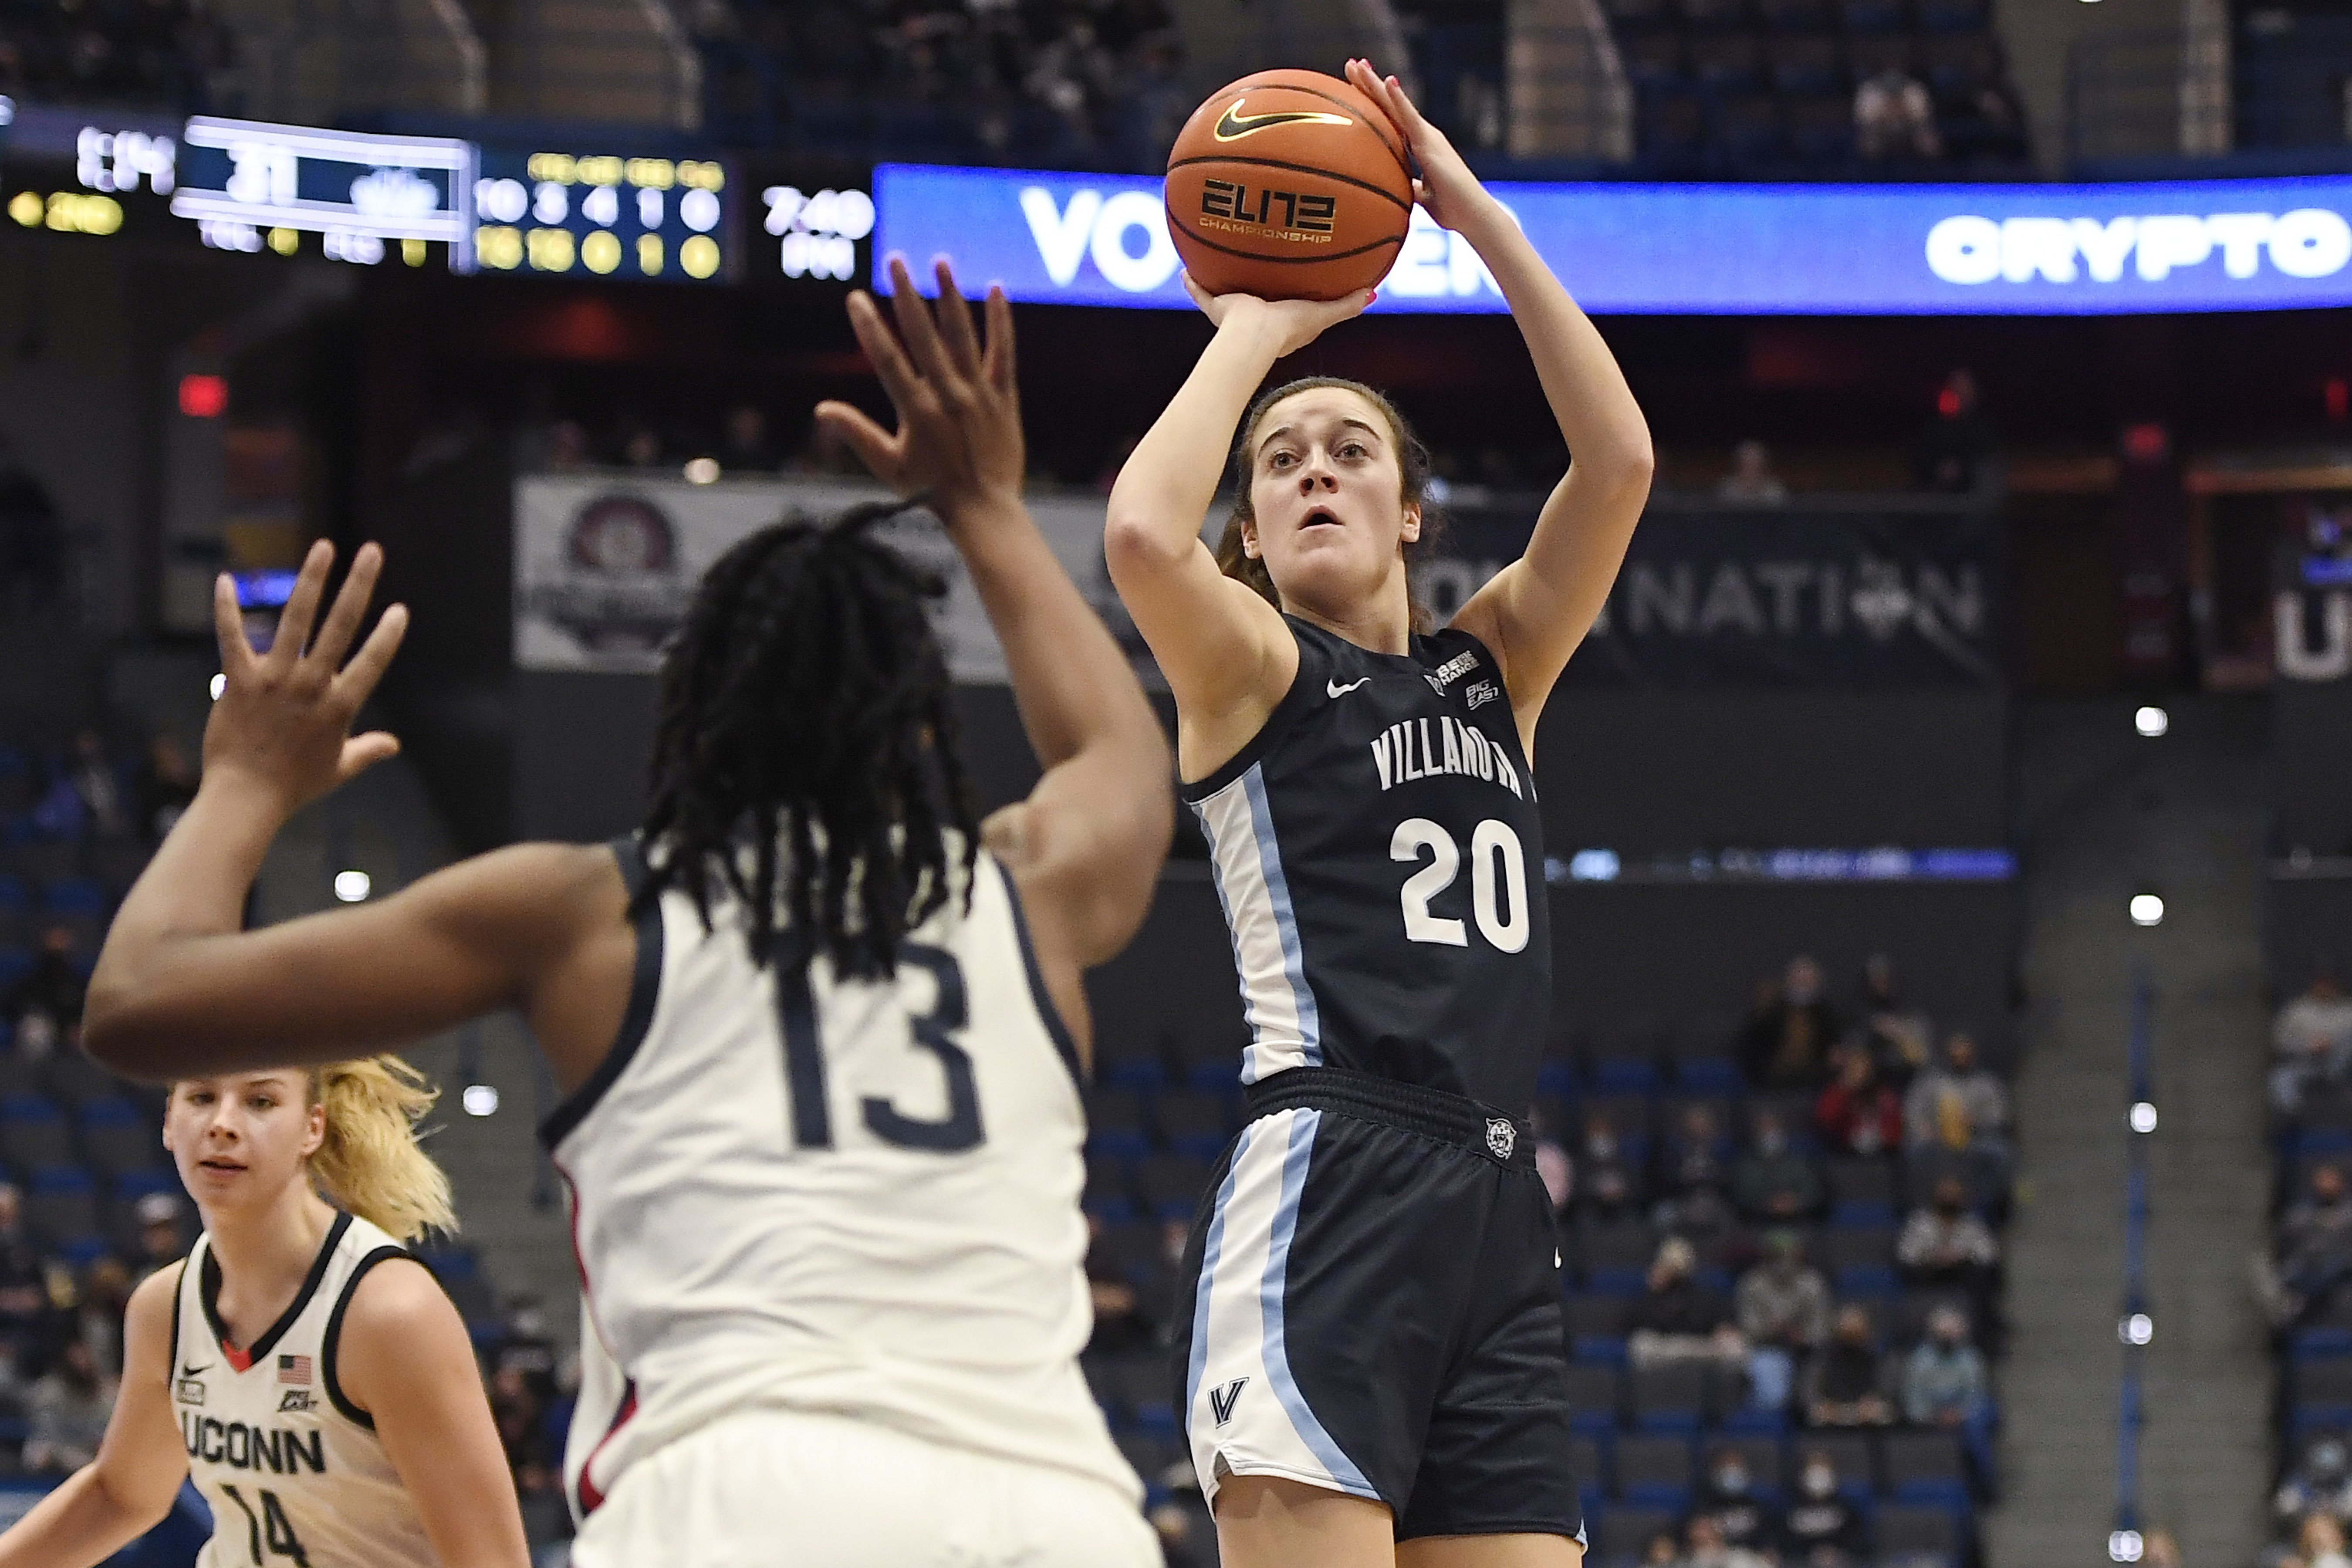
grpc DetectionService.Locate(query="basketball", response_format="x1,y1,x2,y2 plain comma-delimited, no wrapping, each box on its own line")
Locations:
1163,68,1414,302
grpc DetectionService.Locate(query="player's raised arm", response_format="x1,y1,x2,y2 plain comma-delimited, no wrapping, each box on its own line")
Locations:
81,545,625,1082
816,258,1173,1051
1102,280,1370,732
1345,60,1653,746
0,1267,191,1567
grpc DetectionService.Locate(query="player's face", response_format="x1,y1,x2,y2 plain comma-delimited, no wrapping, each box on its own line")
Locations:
163,1072,327,1216
1244,389,1419,619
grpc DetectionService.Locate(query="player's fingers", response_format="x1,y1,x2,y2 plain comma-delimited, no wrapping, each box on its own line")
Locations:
983,286,1017,395
1382,73,1433,133
846,290,923,412
336,731,402,784
932,259,985,384
271,539,335,666
309,541,381,671
885,256,956,388
814,401,905,483
212,573,255,678
1181,272,1217,317
329,602,408,711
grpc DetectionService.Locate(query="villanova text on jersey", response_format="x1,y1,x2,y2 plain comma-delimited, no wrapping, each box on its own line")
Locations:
1183,618,1552,1110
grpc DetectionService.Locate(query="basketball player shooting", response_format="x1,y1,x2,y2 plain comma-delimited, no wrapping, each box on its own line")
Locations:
1104,60,1654,1568
78,258,1176,1564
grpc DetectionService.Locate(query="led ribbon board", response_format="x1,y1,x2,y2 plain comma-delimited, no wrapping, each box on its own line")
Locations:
873,162,2352,315
472,149,730,281
172,117,474,268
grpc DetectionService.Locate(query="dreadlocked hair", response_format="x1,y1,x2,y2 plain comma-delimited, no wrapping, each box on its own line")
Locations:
634,499,978,980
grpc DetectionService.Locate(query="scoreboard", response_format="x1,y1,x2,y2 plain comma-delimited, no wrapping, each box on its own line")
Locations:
472,150,730,282
172,116,474,268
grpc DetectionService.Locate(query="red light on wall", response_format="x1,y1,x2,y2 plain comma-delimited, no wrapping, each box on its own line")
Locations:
1937,386,1961,417
2122,423,2170,462
2328,377,2349,422
178,374,227,419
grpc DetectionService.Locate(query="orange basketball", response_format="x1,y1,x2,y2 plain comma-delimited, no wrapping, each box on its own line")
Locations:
1164,69,1413,303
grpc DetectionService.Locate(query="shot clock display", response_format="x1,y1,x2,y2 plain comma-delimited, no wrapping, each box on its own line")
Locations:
472,150,730,282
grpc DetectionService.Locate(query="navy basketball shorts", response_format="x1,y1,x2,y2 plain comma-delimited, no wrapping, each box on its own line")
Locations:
1167,1066,1587,1544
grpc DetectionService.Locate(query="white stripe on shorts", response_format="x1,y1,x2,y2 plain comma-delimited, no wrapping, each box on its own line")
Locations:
1183,1108,1378,1507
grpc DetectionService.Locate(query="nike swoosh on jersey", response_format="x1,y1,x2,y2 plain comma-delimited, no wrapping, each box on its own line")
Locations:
181,1362,209,1377
1327,677,1371,698
1212,100,1354,142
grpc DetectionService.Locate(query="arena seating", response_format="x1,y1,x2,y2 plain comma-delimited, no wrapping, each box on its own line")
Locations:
1082,994,2009,1566
0,0,237,112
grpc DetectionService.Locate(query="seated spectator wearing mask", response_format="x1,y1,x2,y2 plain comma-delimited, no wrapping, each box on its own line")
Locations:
1781,1450,1865,1566
1802,1304,1892,1427
1628,1236,1745,1371
2279,1437,2352,1533
2263,1163,2352,1328
1696,1445,1774,1556
1852,953,1933,1088
1654,1103,1739,1248
1814,1046,1903,1159
1903,1032,2011,1212
2276,970,2352,1116
1896,1174,2000,1311
1736,1230,1830,1413
0,1182,50,1353
1742,956,1842,1091
1575,1108,1646,1221
24,1339,113,1473
2302,1511,2352,1568
1731,1108,1823,1223
1901,1304,1989,1428
1681,1512,1770,1568
5,926,86,1057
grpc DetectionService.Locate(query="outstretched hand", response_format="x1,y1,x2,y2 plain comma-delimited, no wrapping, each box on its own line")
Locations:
1345,57,1487,233
206,539,408,817
816,255,1024,524
1181,272,1373,359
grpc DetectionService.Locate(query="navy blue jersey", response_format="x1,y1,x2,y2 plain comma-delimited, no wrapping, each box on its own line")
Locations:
1181,617,1551,1110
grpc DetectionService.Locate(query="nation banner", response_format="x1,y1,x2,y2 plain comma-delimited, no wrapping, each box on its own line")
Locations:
1428,498,2006,688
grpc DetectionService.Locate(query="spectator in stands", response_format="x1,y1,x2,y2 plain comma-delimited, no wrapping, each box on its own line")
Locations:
1150,1489,1218,1568
1742,956,1842,1090
1814,1045,1903,1158
2301,1511,2352,1568
73,1257,132,1379
1903,1032,2008,1156
1575,1108,1645,1220
23,1338,113,1473
1854,61,1941,163
1852,953,1934,1087
619,422,664,470
0,433,62,612
1696,1445,1775,1556
1681,1511,1770,1568
1736,1230,1831,1412
130,1192,185,1284
494,1298,560,1405
2264,1163,2352,1327
1731,1108,1824,1223
1897,1174,1999,1305
489,1364,551,1477
0,1183,45,1352
1085,1252,1154,1354
1716,440,1788,506
6,926,87,1053
132,732,198,841
2142,1525,2182,1568
2278,1437,2352,1532
2275,970,2352,1115
1655,1104,1739,1247
1781,1450,1865,1565
1628,1236,1744,1371
1640,1533,1678,1567
62,729,127,839
1910,369,1999,495
1802,1304,1893,1427
713,406,782,474
542,419,593,473
1900,1303,1988,1427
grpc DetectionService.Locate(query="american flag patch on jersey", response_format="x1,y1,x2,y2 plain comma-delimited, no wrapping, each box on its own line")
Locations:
277,1354,312,1386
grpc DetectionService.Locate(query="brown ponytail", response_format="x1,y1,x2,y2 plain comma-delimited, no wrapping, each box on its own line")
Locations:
1217,376,1447,634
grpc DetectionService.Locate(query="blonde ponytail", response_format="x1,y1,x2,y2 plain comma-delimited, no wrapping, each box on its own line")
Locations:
307,1058,456,1243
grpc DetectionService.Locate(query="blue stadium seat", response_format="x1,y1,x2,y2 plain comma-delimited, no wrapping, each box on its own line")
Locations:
1095,1049,1163,1096
1565,1293,1631,1366
1585,1021,1664,1095
2294,1326,2352,1362
1590,1504,1679,1567
1133,1154,1210,1222
110,1167,178,1201
1081,1166,1136,1225
1153,1089,1231,1162
1628,1362,1709,1434
1612,1433,1694,1511
1871,1500,1961,1565
1563,1363,1624,1435
1826,1159,1899,1227
0,1094,71,1169
1085,1088,1152,1163
55,1235,109,1267
27,1164,98,1238
1883,1430,1970,1509
2295,1359,2352,1432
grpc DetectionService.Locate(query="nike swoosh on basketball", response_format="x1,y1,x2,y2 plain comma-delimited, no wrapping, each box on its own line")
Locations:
1327,677,1371,698
1213,99,1353,142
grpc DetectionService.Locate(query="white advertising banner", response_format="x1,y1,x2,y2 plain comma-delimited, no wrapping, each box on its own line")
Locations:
512,473,1153,686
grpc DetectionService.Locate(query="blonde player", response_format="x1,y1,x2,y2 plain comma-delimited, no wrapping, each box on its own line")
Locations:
80,258,1173,1565
0,1060,530,1568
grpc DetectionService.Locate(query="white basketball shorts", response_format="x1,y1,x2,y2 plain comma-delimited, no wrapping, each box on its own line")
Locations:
568,1407,1161,1568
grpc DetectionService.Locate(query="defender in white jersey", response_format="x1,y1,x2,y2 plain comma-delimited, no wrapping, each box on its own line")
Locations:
80,259,1175,1565
0,1064,529,1568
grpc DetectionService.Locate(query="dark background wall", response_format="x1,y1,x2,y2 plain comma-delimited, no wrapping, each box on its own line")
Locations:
2274,680,2352,858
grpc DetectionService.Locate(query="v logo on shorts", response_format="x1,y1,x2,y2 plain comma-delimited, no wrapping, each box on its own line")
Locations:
1209,1377,1250,1426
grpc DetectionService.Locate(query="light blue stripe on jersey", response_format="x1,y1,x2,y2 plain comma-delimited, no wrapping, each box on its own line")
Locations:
1258,1109,1372,1496
1183,1119,1249,1426
1192,763,1322,1086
